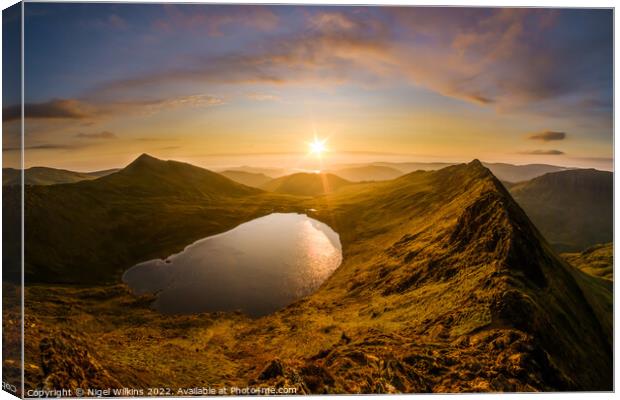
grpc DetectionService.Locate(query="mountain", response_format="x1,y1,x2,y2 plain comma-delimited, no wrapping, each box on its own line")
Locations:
261,172,352,196
12,154,267,283
330,165,404,182
509,169,612,252
12,159,612,392
562,243,613,281
219,170,273,188
369,161,453,173
91,153,260,197
3,166,119,186
223,166,288,178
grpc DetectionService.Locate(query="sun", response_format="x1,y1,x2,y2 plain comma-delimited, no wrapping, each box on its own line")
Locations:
309,138,327,156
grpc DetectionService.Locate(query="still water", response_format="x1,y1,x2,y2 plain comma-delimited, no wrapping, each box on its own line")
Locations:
123,213,342,317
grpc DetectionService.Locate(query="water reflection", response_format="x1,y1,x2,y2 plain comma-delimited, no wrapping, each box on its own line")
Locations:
123,213,342,316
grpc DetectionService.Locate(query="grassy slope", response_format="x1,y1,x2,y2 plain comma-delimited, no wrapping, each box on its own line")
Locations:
562,243,613,281
7,158,612,393
509,169,613,252
261,172,352,196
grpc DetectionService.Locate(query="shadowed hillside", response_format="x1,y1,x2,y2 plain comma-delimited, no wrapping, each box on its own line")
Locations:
3,167,119,186
261,172,352,196
14,154,274,284
509,169,612,252
8,157,612,393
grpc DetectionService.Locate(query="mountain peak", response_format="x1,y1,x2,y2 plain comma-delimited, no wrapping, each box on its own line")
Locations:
465,159,491,176
468,158,483,167
99,153,260,197
130,153,160,166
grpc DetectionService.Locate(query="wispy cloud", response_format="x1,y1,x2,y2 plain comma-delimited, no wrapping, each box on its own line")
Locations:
3,99,92,122
528,131,566,142
134,137,171,142
82,8,610,118
246,92,280,101
152,5,278,36
519,149,565,155
76,131,118,139
3,143,87,151
88,14,129,30
3,94,223,122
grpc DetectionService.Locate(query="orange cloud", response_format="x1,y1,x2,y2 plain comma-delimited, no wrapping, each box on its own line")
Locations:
76,131,118,139
528,131,566,141
3,99,92,122
519,149,565,155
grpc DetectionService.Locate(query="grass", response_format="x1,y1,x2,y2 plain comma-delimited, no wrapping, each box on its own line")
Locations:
562,243,613,281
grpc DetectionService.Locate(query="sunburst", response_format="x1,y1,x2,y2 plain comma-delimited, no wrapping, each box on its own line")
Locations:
309,137,327,156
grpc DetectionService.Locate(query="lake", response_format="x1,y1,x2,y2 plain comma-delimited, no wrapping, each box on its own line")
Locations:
122,213,342,317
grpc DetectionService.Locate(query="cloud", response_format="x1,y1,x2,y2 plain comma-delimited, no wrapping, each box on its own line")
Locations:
3,143,86,151
138,94,223,111
85,8,610,117
89,14,129,30
519,149,565,155
3,99,92,122
89,11,390,95
246,93,280,101
528,131,566,141
134,137,169,142
76,131,117,139
153,5,278,36
3,94,223,122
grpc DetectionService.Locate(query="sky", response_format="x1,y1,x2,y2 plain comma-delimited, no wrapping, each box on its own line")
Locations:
2,4,614,171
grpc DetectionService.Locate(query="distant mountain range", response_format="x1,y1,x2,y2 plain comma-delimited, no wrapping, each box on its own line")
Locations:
219,170,273,188
3,166,119,186
328,161,572,183
328,165,404,182
9,154,611,391
2,160,576,186
260,172,352,196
